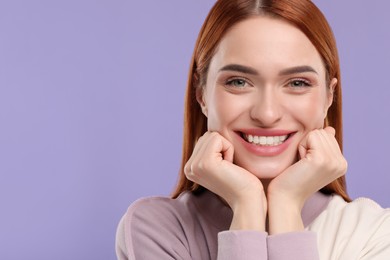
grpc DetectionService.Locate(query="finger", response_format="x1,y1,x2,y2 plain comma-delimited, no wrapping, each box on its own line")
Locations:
323,126,335,136
298,134,308,159
186,132,232,177
320,128,343,156
299,129,331,160
189,132,220,167
184,132,212,177
217,134,234,163
321,128,347,174
198,132,233,163
310,129,341,163
313,129,347,177
186,143,204,175
298,130,321,159
192,131,211,155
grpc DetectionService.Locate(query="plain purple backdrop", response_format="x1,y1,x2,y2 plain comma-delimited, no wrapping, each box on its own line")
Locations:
1,1,389,259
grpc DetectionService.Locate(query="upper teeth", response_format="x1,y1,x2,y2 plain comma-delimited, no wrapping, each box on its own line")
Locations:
245,134,288,146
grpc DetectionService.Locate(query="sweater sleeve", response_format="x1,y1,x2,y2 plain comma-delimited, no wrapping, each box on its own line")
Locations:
267,231,319,259
217,230,268,259
217,230,319,260
115,214,129,260
115,198,192,260
307,195,390,259
359,207,390,259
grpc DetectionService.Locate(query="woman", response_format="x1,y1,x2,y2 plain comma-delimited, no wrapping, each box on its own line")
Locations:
116,0,390,259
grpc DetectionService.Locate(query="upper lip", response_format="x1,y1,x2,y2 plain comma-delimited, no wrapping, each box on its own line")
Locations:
236,129,296,137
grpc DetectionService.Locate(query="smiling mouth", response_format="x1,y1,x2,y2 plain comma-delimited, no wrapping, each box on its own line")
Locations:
241,133,291,146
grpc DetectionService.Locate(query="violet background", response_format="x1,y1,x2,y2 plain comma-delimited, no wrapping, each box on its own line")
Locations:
1,1,389,259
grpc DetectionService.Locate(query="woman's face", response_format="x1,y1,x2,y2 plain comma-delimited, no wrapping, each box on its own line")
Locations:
198,16,336,181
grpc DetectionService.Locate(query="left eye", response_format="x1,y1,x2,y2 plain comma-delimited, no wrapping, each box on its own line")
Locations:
289,79,311,87
226,78,247,88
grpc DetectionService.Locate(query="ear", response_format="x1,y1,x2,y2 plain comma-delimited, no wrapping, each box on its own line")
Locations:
325,78,337,112
196,87,208,117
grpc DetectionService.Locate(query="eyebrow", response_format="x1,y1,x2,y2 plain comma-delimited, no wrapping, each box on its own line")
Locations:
219,64,259,75
279,65,318,76
219,64,318,76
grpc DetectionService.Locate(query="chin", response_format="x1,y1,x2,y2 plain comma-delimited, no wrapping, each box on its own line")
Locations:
234,155,296,180
242,162,288,179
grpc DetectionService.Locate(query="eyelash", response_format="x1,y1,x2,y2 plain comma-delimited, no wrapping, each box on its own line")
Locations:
225,78,249,88
288,78,312,88
224,77,312,89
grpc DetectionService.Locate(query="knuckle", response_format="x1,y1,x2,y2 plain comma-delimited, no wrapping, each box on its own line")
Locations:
324,157,348,176
184,162,191,175
209,132,219,137
339,158,348,174
184,160,201,181
195,160,209,173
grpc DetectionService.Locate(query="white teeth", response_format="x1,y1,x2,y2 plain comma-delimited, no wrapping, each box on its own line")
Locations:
260,136,266,145
244,134,289,146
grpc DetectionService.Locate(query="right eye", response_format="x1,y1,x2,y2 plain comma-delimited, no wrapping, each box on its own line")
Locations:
225,78,248,88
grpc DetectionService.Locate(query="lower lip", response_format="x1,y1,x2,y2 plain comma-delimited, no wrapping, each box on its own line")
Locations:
236,132,295,157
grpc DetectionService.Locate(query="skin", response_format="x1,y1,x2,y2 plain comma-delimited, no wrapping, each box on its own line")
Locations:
184,16,347,234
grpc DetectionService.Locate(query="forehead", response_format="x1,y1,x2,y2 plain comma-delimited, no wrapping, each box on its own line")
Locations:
209,16,325,77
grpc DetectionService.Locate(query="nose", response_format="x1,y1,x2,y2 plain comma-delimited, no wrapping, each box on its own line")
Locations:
250,88,283,127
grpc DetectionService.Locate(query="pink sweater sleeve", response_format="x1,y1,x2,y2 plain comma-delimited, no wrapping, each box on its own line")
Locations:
218,231,268,259
267,231,319,259
116,198,193,260
217,230,318,260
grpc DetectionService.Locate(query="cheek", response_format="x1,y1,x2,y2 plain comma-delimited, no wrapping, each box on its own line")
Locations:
287,94,327,128
206,90,248,131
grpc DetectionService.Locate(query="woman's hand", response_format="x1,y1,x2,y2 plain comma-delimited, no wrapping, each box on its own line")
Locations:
267,127,348,234
184,131,267,231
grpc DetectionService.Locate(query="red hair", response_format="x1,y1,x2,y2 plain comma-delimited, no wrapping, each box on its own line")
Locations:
172,0,350,202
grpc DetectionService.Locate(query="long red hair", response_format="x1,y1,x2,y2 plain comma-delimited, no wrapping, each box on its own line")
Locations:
172,0,350,202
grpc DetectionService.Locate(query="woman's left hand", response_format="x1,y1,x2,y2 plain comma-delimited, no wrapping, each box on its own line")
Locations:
267,126,348,234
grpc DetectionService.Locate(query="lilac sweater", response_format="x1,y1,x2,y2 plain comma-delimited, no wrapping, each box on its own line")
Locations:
116,190,390,259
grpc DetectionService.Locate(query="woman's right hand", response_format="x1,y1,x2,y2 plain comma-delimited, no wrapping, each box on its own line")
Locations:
184,131,267,231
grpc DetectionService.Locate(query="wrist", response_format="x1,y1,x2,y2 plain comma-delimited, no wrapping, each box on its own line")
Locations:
267,195,304,235
267,188,305,211
229,191,267,231
230,203,266,231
